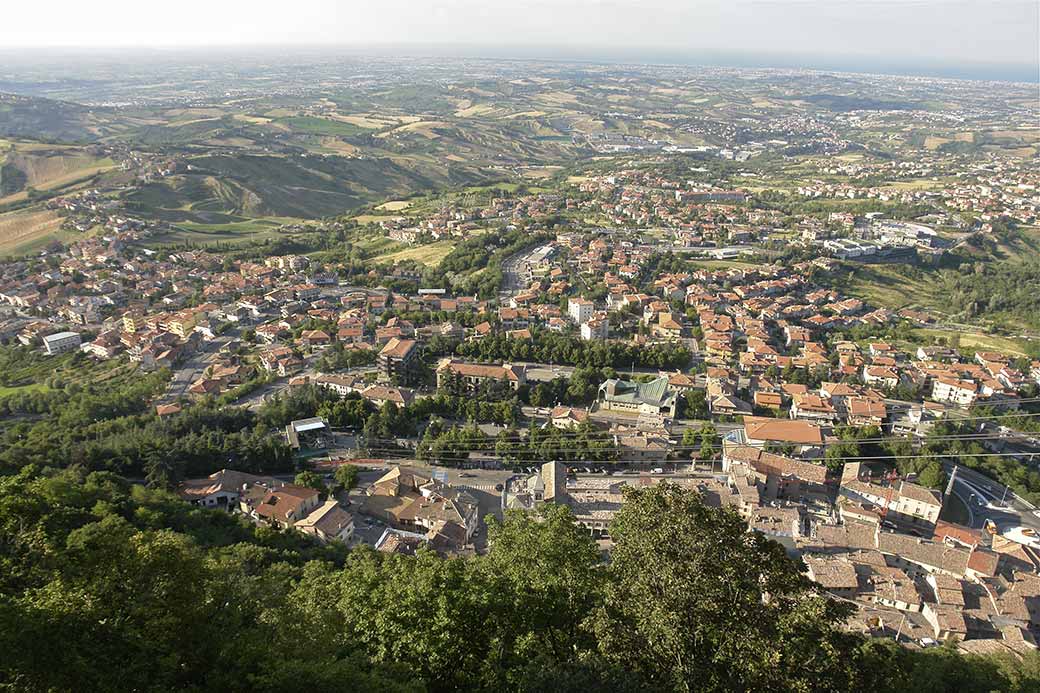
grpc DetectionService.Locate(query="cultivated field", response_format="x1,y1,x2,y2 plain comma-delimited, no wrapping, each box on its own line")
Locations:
0,147,116,206
0,208,65,255
375,200,412,211
372,240,456,266
142,217,300,248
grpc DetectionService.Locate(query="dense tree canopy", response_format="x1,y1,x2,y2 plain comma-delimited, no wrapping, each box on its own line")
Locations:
456,329,691,370
1,468,1036,692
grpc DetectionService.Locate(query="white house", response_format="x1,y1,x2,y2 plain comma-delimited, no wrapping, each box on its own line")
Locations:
43,331,81,355
568,297,594,324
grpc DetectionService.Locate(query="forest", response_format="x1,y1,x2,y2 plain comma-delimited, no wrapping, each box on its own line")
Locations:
0,355,293,483
936,262,1040,331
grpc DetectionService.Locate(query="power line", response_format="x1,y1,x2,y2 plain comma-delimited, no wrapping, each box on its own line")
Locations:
363,409,1040,442
360,428,1039,452
353,449,1039,465
357,437,1040,457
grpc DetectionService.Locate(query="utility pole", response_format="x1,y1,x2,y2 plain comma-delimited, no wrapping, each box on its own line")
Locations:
944,465,958,502
894,613,906,644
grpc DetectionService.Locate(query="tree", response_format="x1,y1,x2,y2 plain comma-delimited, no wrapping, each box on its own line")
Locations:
143,446,183,490
681,389,708,419
335,464,360,494
698,423,718,461
593,483,862,693
916,460,946,490
481,504,604,668
294,470,327,495
681,428,698,459
1,467,1037,692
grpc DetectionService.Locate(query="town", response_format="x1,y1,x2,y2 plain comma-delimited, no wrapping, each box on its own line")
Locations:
1,38,1039,691
1,159,1039,656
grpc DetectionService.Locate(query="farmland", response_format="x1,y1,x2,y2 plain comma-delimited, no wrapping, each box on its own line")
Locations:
0,208,65,255
141,217,301,248
371,239,457,267
0,142,117,205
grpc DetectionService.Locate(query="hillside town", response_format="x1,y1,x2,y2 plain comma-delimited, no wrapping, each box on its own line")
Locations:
1,13,1040,687
1,165,1039,657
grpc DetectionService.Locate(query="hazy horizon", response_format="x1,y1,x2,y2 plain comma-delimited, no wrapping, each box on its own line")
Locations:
1,1,1037,83
0,42,1036,86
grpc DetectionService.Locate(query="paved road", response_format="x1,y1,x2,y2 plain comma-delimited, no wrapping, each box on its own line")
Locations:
499,246,541,295
516,361,695,384
944,463,1040,534
158,337,230,404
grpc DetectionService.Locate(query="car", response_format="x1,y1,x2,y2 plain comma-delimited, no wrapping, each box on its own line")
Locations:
651,468,665,474
494,483,504,492
458,472,475,478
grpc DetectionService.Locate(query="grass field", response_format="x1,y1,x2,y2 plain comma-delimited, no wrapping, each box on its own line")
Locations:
0,382,49,397
143,217,298,247
375,200,412,211
376,121,449,140
328,114,401,129
0,151,117,206
878,179,943,192
372,240,456,267
351,234,404,257
911,328,1035,358
275,116,366,137
685,258,762,270
841,264,940,312
985,227,1040,265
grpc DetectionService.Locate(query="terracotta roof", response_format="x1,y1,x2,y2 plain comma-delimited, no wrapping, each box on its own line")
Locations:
727,445,829,485
895,480,942,506
254,485,320,524
438,359,524,381
296,500,353,537
877,532,971,575
156,403,182,417
742,416,824,445
379,337,417,359
932,520,979,548
551,406,589,423
806,555,859,590
847,397,887,419
966,547,1000,577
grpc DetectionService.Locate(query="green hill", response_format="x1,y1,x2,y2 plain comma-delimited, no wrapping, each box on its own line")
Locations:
126,153,491,220
0,93,119,143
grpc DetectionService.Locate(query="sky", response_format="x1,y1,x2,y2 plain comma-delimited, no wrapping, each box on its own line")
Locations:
1,0,1037,78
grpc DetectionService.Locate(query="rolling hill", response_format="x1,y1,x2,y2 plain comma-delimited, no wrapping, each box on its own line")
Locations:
124,152,492,221
0,143,116,203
